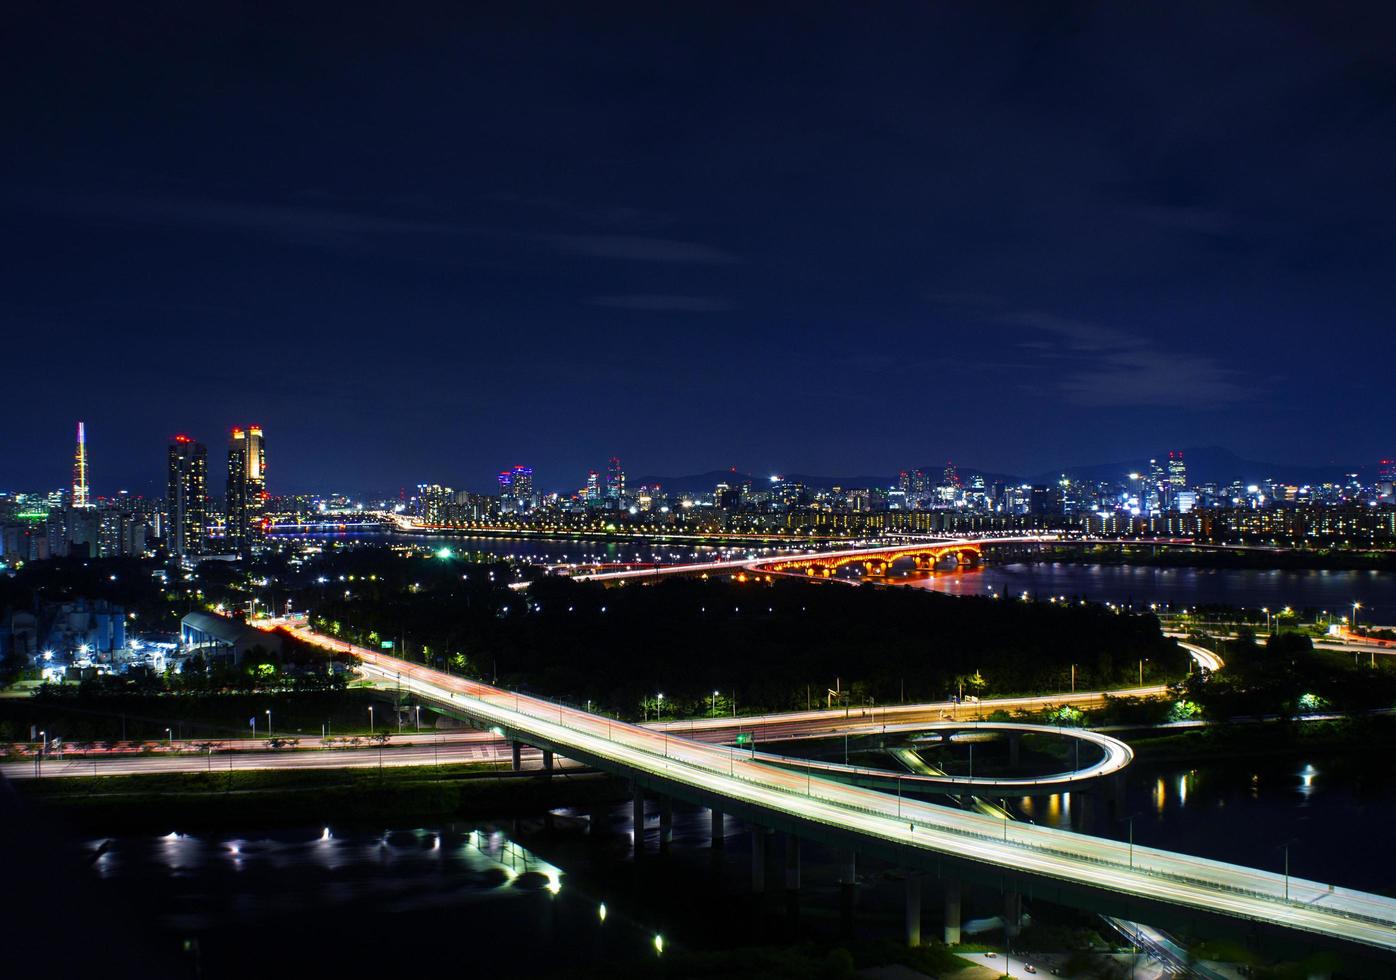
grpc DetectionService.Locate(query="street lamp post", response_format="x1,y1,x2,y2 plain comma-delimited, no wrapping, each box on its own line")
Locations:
656,692,663,721
1352,602,1362,630
265,709,271,739
711,690,719,717
1263,607,1271,634
368,705,374,734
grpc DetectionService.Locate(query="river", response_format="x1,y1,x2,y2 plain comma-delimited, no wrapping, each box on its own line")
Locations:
276,531,1396,620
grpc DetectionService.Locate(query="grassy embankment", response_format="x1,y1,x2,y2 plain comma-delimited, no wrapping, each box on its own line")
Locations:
15,763,624,833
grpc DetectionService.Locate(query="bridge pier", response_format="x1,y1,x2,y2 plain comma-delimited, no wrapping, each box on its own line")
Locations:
659,796,673,852
943,878,962,944
510,740,522,771
904,874,922,947
541,748,553,773
710,808,725,849
838,849,857,934
1003,890,1022,940
784,835,801,918
631,782,646,856
751,827,767,894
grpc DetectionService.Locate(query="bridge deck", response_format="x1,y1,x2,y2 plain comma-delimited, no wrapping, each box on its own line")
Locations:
278,625,1396,956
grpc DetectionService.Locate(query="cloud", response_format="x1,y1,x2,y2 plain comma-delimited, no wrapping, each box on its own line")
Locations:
999,311,1144,352
11,190,461,247
545,234,738,264
1004,311,1251,408
590,294,731,312
1058,350,1250,407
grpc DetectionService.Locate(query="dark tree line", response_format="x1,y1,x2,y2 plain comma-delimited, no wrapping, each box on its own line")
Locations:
1178,631,1396,719
313,575,1186,718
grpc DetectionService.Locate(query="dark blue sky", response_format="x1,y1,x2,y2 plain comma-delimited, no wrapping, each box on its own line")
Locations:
4,2,1394,495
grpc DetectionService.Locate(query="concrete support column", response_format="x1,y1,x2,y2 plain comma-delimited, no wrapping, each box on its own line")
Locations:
710,808,725,849
541,748,553,772
631,783,645,856
905,875,922,947
785,834,802,919
943,879,962,945
1003,890,1022,940
784,835,801,891
839,849,857,934
510,740,522,771
659,796,673,851
751,827,767,894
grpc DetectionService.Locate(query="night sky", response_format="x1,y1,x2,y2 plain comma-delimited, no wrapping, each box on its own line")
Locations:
4,3,1394,495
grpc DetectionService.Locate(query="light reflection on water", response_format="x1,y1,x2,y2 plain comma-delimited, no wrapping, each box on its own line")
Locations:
1012,754,1389,892
891,562,1395,619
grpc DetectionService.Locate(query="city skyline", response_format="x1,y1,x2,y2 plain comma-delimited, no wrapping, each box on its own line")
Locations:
7,419,1391,500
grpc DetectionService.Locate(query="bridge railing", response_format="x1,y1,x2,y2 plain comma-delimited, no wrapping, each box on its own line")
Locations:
394,671,1396,933
343,634,1396,940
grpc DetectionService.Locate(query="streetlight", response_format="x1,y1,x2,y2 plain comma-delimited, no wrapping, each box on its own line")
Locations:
368,705,374,734
1352,602,1362,630
656,692,664,720
711,690,719,716
1262,607,1271,634
414,705,421,732
165,728,172,745
265,709,272,738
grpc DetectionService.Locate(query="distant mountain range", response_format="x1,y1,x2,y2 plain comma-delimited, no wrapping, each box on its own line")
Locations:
632,447,1379,494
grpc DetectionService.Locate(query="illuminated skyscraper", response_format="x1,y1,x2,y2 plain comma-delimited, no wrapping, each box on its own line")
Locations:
585,470,600,501
1167,451,1187,493
226,425,267,555
72,421,91,509
167,435,207,557
509,465,533,501
607,456,625,500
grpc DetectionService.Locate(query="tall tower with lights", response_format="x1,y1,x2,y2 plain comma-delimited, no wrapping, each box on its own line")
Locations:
607,456,625,501
167,435,208,557
72,421,91,508
226,425,267,555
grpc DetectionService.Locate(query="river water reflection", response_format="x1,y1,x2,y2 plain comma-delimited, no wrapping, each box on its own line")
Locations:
896,562,1396,621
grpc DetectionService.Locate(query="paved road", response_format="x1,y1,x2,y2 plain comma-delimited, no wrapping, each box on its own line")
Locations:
1,736,584,779
289,623,1396,954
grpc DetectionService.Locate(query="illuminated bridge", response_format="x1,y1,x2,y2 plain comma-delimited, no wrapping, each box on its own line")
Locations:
571,534,1059,583
272,620,1396,961
755,541,985,578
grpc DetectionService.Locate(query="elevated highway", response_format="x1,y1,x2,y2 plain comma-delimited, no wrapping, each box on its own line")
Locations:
274,622,1395,959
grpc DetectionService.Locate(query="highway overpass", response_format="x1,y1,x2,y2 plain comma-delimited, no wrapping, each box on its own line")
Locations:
279,623,1395,961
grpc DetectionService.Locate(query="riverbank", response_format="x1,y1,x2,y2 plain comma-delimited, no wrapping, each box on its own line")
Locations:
1025,543,1396,573
12,764,625,833
1119,714,1396,764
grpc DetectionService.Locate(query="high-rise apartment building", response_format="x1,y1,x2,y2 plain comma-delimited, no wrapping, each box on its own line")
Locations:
1167,450,1187,500
607,456,625,500
72,421,91,509
167,435,208,557
509,465,533,501
226,425,266,555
